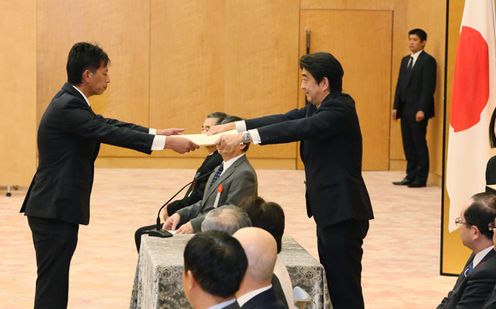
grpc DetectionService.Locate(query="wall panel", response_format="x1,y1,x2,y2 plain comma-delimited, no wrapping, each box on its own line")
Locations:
0,0,36,188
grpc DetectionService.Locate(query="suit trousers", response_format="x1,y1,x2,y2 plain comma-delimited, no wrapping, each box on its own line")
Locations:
400,115,429,183
317,219,369,309
28,216,79,309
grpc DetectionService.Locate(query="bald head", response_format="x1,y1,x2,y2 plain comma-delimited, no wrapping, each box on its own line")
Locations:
233,227,277,285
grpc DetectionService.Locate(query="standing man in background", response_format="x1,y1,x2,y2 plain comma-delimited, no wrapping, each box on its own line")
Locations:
209,52,374,309
20,42,198,309
392,28,437,188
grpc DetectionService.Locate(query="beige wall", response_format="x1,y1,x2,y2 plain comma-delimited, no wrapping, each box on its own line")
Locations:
1,0,447,177
0,0,37,188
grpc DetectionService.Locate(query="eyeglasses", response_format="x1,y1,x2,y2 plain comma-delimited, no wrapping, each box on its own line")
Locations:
455,217,471,227
489,221,496,231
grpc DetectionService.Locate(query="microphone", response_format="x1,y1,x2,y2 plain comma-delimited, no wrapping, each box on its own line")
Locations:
145,168,217,238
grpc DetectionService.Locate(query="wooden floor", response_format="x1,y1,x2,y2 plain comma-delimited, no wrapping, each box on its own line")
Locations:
0,169,457,308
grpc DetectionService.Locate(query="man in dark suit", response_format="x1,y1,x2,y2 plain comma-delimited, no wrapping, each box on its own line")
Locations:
210,52,373,309
164,116,258,234
234,227,288,309
133,112,226,251
438,192,496,308
183,231,247,309
483,215,496,309
20,42,198,309
392,28,437,188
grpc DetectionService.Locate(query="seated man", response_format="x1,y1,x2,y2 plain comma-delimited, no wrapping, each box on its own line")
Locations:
134,112,226,251
239,196,293,307
438,192,496,308
483,216,496,308
233,227,288,309
201,205,252,235
183,230,248,309
164,116,257,234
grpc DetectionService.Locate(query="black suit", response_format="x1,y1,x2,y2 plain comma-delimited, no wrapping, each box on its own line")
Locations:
240,287,288,309
393,50,436,184
483,284,496,309
438,249,496,309
244,91,374,309
21,83,156,308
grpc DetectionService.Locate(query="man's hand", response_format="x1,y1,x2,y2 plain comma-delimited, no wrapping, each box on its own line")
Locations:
207,122,236,135
176,222,194,234
416,111,425,122
163,213,181,231
392,109,397,120
216,133,243,152
165,136,199,154
157,128,184,136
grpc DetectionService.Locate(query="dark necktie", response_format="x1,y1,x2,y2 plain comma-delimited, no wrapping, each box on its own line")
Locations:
407,56,414,70
209,164,224,188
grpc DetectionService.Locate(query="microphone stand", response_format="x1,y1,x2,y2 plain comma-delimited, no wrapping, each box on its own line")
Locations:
145,168,217,238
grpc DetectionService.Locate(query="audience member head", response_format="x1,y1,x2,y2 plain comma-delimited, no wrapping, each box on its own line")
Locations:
239,196,285,253
458,192,496,252
67,42,110,86
217,115,249,155
201,205,252,235
299,52,343,93
183,231,248,308
202,112,227,152
233,227,278,296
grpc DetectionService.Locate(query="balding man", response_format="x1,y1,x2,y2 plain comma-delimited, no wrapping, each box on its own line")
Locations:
233,227,288,309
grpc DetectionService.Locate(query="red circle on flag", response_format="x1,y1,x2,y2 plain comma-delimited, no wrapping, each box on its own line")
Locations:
451,26,489,132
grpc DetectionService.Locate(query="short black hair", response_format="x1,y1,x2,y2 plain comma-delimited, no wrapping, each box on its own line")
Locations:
207,112,228,125
408,28,427,41
239,196,285,253
67,42,110,85
299,52,344,92
464,192,496,239
221,115,249,152
183,231,248,298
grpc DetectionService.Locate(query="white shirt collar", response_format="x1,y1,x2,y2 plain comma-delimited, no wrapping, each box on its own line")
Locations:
237,285,272,307
71,85,91,107
473,246,494,268
409,50,423,66
207,298,237,309
221,153,245,175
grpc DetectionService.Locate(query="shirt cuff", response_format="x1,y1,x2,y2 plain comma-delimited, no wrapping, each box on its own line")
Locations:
235,121,247,132
248,129,261,144
149,128,156,135
151,135,166,151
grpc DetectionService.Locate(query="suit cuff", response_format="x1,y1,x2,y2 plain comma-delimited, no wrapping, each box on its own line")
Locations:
248,129,261,144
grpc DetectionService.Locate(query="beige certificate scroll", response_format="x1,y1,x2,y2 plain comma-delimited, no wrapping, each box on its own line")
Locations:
181,129,239,146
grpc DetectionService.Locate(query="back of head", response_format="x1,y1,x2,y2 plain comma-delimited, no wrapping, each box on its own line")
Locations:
465,192,496,240
67,42,110,85
486,156,496,193
233,227,277,285
299,52,343,92
408,28,428,41
239,196,285,253
201,205,252,235
207,112,228,125
184,230,248,298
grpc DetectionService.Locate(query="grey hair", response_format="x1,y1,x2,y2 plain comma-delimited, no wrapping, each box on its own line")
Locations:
201,205,252,235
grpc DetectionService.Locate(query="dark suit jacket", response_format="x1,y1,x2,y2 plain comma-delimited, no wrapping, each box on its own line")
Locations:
245,92,373,228
483,284,496,309
393,50,436,120
176,155,258,232
167,151,223,215
240,287,288,309
438,249,496,309
21,83,154,225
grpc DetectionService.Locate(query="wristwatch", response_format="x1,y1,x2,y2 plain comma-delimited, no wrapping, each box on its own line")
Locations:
242,131,251,144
